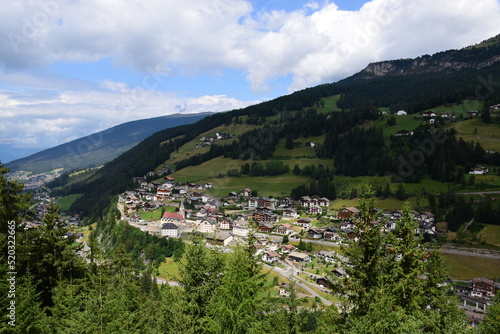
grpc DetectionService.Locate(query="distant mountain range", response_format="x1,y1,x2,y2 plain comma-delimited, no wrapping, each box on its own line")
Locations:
5,113,211,174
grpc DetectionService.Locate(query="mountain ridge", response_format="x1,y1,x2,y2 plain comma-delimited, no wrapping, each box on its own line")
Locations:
5,112,212,174
345,33,500,80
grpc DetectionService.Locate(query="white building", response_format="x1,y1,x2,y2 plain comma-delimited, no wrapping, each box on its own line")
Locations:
233,220,250,237
160,223,179,237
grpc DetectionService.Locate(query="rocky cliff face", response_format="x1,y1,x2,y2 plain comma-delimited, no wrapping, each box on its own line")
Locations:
356,45,500,79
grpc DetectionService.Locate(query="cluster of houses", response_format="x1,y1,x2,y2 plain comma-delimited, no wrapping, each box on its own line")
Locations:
392,109,480,127
7,170,63,190
195,132,233,148
334,207,438,240
120,176,440,246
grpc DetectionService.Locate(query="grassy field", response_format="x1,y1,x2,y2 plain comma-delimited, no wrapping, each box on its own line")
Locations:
157,257,181,280
478,225,500,247
315,95,343,113
334,175,451,197
272,135,326,158
329,197,421,211
137,206,177,221
424,100,484,117
204,174,311,197
69,222,96,243
447,118,500,152
362,115,422,137
57,194,82,212
289,241,342,254
164,123,262,167
443,253,500,280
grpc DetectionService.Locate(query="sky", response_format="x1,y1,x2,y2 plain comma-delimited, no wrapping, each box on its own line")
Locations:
1,0,500,163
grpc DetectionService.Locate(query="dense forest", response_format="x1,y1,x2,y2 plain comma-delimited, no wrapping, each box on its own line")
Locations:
4,167,500,333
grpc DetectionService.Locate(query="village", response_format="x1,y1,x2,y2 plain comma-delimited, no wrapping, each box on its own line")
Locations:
114,172,499,323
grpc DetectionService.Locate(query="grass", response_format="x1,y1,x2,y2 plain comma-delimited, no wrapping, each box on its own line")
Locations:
478,225,500,247
315,95,343,113
443,253,500,280
204,174,312,197
424,100,484,117
288,241,342,254
165,123,261,166
272,135,326,158
361,115,422,137
447,118,500,152
137,206,177,221
57,194,82,212
69,222,96,243
157,257,181,280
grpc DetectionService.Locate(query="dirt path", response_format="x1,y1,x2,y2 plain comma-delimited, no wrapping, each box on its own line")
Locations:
441,245,500,260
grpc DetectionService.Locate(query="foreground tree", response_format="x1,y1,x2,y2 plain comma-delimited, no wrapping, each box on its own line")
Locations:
206,241,272,333
326,187,469,333
480,296,500,334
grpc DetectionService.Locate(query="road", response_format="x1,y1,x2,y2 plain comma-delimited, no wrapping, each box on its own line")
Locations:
261,263,334,306
455,191,500,196
441,245,500,260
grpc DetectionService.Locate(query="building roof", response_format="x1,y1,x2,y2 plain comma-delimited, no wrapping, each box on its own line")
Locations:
161,223,179,230
265,250,280,258
162,212,184,220
288,251,309,260
471,277,495,286
207,231,232,241
342,207,360,213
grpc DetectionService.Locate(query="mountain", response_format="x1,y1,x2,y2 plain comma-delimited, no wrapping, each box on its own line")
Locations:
58,34,500,219
5,113,211,174
346,34,500,80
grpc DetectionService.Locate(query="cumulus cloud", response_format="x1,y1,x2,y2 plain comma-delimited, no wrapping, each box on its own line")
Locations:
1,0,500,153
0,82,258,150
1,0,499,92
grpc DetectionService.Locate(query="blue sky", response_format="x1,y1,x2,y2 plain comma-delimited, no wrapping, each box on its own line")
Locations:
1,0,500,163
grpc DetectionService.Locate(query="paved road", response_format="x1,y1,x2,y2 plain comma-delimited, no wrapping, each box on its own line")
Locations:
153,276,180,286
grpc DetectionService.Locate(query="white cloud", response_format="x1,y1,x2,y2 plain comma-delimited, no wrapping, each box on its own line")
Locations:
0,82,258,150
1,0,500,154
1,0,499,92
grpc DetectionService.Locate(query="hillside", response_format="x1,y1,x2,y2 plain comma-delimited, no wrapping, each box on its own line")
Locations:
55,34,500,219
5,112,211,174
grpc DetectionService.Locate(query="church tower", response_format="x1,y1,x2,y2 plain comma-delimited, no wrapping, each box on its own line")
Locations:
179,200,186,220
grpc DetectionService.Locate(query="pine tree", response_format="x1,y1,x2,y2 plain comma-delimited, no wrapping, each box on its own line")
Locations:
329,187,469,332
480,296,500,334
0,163,31,234
18,202,86,308
177,236,224,332
5,272,48,334
206,244,272,333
